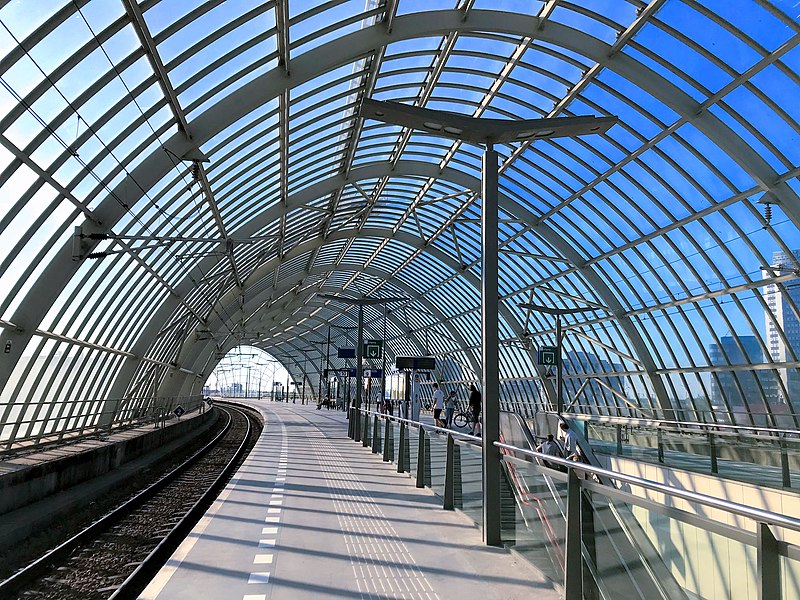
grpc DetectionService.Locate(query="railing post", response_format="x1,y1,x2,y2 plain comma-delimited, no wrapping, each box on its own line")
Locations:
362,412,370,447
657,428,664,464
383,419,392,462
398,421,407,473
780,438,791,488
615,424,623,456
348,407,354,439
564,469,583,600
444,433,455,510
708,432,718,474
757,522,781,600
416,427,426,488
372,415,380,454
582,489,600,600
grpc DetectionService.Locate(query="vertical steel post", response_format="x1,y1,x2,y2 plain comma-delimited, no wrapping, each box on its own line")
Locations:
657,428,664,463
482,145,501,546
556,314,563,414
780,439,791,487
416,427,426,488
383,419,392,462
326,326,332,399
757,522,780,600
709,432,718,474
381,304,387,411
348,407,354,439
444,433,455,510
355,304,364,440
565,469,583,600
398,420,407,473
362,411,370,447
372,414,380,453
616,424,623,455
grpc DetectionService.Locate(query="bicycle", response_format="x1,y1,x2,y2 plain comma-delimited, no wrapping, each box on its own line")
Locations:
451,400,471,429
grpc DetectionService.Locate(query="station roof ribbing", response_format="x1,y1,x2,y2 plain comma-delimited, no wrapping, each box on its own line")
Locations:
1,0,799,447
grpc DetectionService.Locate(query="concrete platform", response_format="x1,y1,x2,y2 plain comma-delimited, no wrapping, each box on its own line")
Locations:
141,401,557,600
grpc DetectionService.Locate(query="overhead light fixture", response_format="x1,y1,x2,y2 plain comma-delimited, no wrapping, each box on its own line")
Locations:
359,98,618,144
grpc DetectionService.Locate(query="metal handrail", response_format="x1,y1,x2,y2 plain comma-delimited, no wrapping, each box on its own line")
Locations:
495,440,800,533
556,411,800,438
358,408,482,443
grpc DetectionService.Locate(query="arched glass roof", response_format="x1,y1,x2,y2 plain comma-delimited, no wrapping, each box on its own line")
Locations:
1,0,799,448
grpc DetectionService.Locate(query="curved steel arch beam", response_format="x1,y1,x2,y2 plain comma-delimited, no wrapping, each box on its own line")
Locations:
9,9,777,413
240,269,478,373
174,266,481,395
177,307,405,399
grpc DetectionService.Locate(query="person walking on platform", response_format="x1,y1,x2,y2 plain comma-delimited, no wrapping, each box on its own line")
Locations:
432,382,445,427
468,383,481,437
444,390,456,428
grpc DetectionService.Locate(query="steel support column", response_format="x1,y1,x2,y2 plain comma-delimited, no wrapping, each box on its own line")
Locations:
355,304,364,439
482,145,501,546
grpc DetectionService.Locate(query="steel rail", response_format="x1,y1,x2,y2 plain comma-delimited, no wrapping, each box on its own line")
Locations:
558,412,800,438
111,402,255,599
0,404,248,597
494,440,800,533
358,407,481,443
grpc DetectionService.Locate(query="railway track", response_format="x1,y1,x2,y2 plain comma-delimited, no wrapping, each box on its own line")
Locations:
0,402,262,600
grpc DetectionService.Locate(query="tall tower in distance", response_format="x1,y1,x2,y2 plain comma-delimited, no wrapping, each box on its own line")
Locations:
762,250,800,408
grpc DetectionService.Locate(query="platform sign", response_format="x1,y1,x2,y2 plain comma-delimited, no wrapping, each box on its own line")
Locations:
537,346,558,366
174,405,186,418
363,340,383,359
363,369,383,378
337,347,356,359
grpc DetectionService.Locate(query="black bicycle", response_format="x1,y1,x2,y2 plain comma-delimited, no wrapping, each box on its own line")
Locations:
451,400,470,428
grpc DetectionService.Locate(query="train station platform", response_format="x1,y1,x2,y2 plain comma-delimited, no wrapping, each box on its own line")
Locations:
140,401,556,600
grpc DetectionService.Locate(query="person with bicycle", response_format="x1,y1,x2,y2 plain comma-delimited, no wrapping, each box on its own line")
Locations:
444,390,456,428
468,383,481,437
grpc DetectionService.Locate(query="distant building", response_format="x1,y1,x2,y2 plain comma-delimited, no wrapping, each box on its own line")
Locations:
709,335,766,408
763,251,800,407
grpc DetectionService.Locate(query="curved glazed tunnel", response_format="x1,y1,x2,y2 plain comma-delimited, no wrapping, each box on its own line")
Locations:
0,2,799,448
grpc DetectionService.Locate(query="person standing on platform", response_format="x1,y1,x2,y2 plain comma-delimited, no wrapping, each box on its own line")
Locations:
432,382,445,427
445,390,456,428
468,383,481,437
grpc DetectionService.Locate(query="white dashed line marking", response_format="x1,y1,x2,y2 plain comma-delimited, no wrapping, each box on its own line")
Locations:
247,572,271,584
254,554,274,564
268,508,281,514
262,527,279,534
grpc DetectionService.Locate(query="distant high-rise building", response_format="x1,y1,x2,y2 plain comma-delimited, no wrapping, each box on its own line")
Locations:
763,250,800,406
709,335,765,407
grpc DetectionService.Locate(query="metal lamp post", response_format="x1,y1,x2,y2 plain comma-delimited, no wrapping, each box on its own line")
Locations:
318,293,407,440
360,98,616,546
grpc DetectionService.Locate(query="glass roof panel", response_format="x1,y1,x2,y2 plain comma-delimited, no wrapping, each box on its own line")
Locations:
0,1,799,448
